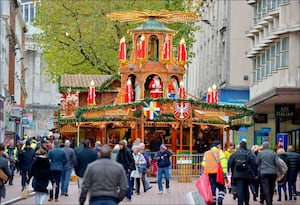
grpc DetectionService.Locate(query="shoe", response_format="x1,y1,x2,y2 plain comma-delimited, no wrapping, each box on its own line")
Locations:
64,193,68,196
9,182,13,185
294,196,297,200
158,191,163,194
136,192,140,195
21,187,25,191
277,198,281,201
55,199,59,202
146,186,152,190
123,197,131,202
285,194,288,201
166,188,170,193
48,198,53,201
217,201,222,205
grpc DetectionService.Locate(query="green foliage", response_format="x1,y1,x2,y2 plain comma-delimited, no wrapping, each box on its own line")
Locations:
34,0,201,81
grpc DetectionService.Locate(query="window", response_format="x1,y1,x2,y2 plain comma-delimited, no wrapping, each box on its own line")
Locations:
21,0,41,24
281,37,289,67
261,52,266,78
266,49,271,75
275,41,281,69
270,45,276,72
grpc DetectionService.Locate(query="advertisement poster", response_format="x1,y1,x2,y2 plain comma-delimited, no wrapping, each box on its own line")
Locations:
277,133,288,150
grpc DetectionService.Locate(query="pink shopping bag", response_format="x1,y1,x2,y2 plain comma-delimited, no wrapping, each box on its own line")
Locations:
195,173,214,205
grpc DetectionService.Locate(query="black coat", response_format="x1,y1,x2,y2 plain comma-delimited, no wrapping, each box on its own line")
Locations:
228,148,258,179
30,156,54,193
18,148,35,170
74,147,97,177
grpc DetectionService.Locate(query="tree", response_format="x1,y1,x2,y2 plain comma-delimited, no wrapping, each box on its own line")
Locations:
34,0,200,81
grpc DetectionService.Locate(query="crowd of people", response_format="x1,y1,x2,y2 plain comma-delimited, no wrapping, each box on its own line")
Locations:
201,139,300,205
0,134,299,205
0,136,174,205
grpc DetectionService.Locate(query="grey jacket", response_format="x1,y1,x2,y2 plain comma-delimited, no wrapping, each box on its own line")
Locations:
79,157,128,204
0,155,11,199
256,148,283,175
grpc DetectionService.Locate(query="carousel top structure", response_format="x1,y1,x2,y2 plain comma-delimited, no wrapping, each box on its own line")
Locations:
107,10,200,24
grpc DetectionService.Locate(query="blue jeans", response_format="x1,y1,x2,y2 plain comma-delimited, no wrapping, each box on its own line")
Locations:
125,169,132,199
157,166,170,192
61,167,72,194
21,169,30,188
49,170,62,199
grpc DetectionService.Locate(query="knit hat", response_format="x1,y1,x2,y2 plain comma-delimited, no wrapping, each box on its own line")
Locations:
25,140,31,146
160,144,167,149
212,140,221,147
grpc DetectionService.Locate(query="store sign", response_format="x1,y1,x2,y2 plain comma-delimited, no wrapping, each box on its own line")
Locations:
275,104,295,118
254,113,268,123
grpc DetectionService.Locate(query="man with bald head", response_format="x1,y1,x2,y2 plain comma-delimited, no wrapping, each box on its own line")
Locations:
61,140,76,196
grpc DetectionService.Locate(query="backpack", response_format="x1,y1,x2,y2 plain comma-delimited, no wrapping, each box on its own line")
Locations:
234,151,249,171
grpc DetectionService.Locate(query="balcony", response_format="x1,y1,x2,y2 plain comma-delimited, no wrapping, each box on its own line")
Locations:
245,31,255,38
248,27,260,34
246,0,257,5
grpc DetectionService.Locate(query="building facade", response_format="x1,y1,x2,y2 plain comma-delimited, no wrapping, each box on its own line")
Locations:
20,0,60,137
245,0,300,151
187,0,253,145
0,0,27,142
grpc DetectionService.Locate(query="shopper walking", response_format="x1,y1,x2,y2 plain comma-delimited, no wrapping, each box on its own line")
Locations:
79,144,128,205
201,140,227,205
256,141,284,205
29,148,55,205
154,144,172,194
47,140,67,202
61,140,76,196
0,143,11,204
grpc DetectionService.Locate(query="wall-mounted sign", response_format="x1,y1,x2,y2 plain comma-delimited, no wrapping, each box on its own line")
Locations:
275,104,295,118
254,113,268,123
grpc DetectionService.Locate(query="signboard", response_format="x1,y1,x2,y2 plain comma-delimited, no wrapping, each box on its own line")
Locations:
277,133,288,151
275,104,295,118
254,113,268,123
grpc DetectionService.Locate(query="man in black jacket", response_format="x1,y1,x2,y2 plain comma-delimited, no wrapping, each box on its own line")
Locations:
228,140,258,205
285,145,300,200
74,140,97,193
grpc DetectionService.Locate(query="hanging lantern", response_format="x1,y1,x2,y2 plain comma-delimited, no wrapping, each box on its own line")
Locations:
118,36,126,62
178,37,186,64
87,80,96,106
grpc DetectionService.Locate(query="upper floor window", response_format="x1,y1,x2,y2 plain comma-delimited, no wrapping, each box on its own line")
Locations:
20,0,41,24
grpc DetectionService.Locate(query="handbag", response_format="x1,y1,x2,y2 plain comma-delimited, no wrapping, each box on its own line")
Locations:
28,177,34,192
210,150,225,185
0,169,8,181
138,164,147,173
47,181,53,191
195,173,214,205
21,187,29,199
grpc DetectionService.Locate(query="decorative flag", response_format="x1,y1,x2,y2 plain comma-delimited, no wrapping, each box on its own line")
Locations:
118,36,126,61
143,101,160,120
163,35,170,60
174,102,191,120
178,37,186,62
87,80,96,105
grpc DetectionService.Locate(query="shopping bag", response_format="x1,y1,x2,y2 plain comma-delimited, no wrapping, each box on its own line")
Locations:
28,177,34,192
216,163,225,185
21,187,29,199
47,181,53,191
195,174,214,205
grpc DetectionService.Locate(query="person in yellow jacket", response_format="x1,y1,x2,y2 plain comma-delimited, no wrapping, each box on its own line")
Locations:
201,140,227,205
224,142,235,161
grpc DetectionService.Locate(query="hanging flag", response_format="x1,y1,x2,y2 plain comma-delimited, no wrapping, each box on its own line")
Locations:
143,101,160,120
118,36,126,61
